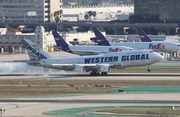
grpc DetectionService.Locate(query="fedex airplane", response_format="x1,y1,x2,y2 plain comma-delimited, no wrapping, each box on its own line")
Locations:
91,27,180,53
52,31,133,56
21,39,163,75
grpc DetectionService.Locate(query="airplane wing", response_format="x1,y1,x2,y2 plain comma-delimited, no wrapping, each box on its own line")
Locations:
51,63,122,71
52,63,120,67
52,64,97,68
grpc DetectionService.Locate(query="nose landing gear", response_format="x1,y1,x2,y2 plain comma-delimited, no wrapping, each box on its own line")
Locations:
147,65,151,72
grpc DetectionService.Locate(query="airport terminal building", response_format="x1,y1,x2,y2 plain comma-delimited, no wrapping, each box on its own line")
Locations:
0,0,62,22
134,0,180,22
0,26,96,53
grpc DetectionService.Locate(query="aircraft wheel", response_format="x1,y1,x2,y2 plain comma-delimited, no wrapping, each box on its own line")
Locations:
147,65,151,72
90,71,100,76
90,72,94,76
96,72,100,76
101,72,107,76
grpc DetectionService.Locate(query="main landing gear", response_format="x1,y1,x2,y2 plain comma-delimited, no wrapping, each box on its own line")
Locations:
101,72,107,76
90,70,108,76
147,65,151,72
90,71,100,76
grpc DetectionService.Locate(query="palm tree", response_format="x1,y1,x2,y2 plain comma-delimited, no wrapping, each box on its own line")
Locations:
55,16,60,23
59,9,63,15
59,9,63,22
54,11,57,18
54,9,63,31
92,11,96,20
84,14,89,20
87,11,93,20
55,16,60,31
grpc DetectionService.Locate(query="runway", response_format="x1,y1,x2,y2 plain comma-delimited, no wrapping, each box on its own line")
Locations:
1,93,180,116
1,73,180,76
0,73,180,80
1,99,180,104
0,53,180,116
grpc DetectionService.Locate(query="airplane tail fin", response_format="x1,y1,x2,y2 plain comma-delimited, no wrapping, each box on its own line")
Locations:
137,28,152,42
178,22,180,28
177,22,180,35
52,31,72,51
91,27,111,46
21,39,51,60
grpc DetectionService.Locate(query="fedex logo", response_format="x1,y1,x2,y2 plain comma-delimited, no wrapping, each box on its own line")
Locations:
149,43,165,49
96,39,104,42
109,48,122,52
55,38,62,40
139,35,146,38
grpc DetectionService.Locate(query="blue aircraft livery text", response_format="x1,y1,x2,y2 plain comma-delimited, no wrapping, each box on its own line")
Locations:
84,54,149,64
85,56,118,64
122,54,149,61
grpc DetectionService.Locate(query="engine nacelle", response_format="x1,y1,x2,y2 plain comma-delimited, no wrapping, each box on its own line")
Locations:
74,65,85,72
99,66,110,72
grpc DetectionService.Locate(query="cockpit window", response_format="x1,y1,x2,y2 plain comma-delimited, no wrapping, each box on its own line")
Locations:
150,50,154,53
178,45,180,46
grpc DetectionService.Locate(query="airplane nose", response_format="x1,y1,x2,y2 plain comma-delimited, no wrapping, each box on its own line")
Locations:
157,54,164,61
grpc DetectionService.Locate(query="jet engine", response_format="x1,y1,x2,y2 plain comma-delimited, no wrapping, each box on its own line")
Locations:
99,65,110,72
74,65,85,72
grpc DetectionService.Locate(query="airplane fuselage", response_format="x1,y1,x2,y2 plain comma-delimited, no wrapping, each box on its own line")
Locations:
109,41,180,52
68,45,133,55
40,50,163,69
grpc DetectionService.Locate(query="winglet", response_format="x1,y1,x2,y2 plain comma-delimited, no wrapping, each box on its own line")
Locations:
52,31,72,53
21,39,51,60
177,22,180,35
137,28,152,42
91,27,111,46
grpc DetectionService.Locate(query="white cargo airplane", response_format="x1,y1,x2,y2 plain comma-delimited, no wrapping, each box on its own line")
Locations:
52,31,133,56
21,39,163,75
92,27,180,53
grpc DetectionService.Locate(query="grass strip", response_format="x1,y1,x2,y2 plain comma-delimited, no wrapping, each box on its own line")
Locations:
96,108,180,115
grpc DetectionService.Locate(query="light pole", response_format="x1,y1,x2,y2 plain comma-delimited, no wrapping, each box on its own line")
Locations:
35,12,38,22
24,13,27,22
36,15,38,22
2,7,5,22
2,16,5,22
